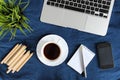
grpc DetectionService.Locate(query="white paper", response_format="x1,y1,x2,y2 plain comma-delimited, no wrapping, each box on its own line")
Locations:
67,44,95,74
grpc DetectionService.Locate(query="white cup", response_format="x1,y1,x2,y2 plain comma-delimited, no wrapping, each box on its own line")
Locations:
36,34,68,66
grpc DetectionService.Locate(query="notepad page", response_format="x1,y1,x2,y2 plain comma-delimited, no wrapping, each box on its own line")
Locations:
67,45,95,74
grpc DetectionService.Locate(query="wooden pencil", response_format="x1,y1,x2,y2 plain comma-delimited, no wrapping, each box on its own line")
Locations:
1,44,20,64
10,51,30,73
15,53,33,73
5,44,22,64
7,45,26,66
8,50,26,70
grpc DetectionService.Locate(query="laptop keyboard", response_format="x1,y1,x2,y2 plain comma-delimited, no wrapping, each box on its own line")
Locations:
47,0,112,18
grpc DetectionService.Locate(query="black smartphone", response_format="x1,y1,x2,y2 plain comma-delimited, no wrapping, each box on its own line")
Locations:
96,42,114,69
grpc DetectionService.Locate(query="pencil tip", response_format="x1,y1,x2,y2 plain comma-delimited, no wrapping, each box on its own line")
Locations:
1,61,3,64
6,69,11,74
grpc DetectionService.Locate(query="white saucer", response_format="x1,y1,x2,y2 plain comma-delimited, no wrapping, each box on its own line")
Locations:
36,34,69,66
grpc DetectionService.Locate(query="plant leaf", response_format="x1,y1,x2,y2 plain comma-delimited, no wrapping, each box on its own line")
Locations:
0,0,32,40
0,30,9,40
21,0,30,11
21,21,33,32
17,24,27,36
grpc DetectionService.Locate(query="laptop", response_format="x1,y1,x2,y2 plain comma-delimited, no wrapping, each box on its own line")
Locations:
40,0,115,36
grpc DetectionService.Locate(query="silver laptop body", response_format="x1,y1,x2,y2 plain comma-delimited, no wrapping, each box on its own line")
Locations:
40,0,115,36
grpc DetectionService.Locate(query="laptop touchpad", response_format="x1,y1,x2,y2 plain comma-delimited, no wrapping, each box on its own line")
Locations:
62,10,88,30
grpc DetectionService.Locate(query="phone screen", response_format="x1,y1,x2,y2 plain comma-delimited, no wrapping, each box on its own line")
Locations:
96,42,114,69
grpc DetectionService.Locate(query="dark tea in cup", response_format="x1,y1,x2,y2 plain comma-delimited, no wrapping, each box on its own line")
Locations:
43,43,60,60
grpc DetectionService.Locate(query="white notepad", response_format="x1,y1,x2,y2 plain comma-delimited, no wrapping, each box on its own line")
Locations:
67,44,95,74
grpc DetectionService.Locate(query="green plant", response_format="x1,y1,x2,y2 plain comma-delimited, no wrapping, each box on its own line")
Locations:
0,0,33,40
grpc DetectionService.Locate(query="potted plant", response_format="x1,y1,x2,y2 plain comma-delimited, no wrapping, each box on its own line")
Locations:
0,0,33,40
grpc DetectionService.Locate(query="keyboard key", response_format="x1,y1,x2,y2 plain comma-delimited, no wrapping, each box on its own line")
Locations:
65,5,85,12
47,1,50,5
55,3,59,7
98,4,102,8
61,0,65,4
103,5,109,9
78,4,81,8
77,0,80,3
59,4,64,8
99,9,108,13
73,0,76,2
70,2,73,5
91,11,95,15
81,0,85,4
94,3,97,7
82,5,86,8
99,13,103,17
107,2,111,5
74,3,77,7
86,10,90,14
57,0,61,3
91,7,94,10
95,8,99,11
51,2,55,6
87,6,90,9
98,0,102,3
102,1,106,4
49,0,56,2
65,1,69,5
90,2,93,6
95,14,98,16
94,0,97,2
103,16,107,18
85,1,89,5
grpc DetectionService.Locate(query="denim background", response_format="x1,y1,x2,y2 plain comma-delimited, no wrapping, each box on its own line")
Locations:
0,0,120,80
